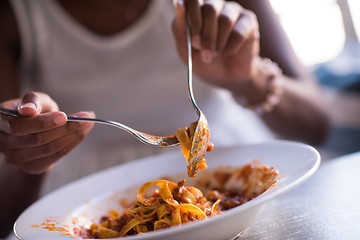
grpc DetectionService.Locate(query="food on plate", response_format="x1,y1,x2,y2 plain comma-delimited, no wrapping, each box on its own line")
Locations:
176,121,214,177
75,160,278,239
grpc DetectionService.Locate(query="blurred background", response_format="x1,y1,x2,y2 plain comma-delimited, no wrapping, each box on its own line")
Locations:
270,0,360,159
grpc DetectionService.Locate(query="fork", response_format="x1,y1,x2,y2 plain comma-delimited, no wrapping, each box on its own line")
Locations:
0,108,179,147
185,24,210,177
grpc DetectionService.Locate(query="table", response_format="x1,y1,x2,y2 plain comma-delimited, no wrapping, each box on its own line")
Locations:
238,151,360,240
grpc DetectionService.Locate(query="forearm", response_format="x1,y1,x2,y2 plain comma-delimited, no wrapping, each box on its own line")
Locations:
0,160,46,237
249,0,330,145
261,75,330,145
231,56,330,146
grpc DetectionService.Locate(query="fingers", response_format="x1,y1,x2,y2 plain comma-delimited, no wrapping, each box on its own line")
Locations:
217,2,242,51
17,91,60,116
173,0,259,62
183,0,202,48
172,0,187,61
20,127,92,174
199,0,223,50
3,122,93,166
0,111,95,174
3,127,86,165
0,91,95,174
223,9,259,55
0,111,67,136
0,94,68,136
0,91,66,136
0,112,93,150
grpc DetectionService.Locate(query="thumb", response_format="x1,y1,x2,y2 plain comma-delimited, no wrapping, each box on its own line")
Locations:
172,0,187,61
18,91,59,117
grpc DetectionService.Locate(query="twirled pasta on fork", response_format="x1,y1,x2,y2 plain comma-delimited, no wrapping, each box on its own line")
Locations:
176,121,214,177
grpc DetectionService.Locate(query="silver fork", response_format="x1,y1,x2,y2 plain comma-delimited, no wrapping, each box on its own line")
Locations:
185,24,210,177
0,108,179,147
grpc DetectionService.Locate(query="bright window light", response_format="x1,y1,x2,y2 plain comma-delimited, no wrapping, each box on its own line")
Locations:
270,0,346,66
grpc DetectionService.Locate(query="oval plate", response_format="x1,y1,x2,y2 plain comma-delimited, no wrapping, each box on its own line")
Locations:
14,140,320,240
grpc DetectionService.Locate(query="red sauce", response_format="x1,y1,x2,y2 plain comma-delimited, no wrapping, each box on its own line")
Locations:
31,216,75,237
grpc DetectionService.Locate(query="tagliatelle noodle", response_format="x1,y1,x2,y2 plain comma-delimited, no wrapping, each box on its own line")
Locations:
176,122,210,176
84,179,219,238
77,162,279,239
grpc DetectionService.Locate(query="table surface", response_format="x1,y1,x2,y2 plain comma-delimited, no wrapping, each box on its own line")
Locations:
238,151,360,240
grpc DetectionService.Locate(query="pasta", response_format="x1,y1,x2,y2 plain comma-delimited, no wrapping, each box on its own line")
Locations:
176,121,214,177
75,161,278,239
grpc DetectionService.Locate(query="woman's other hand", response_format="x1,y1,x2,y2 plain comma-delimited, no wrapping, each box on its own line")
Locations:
172,0,265,97
0,91,94,174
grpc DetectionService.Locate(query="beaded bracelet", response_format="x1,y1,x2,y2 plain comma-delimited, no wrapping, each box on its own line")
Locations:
232,58,284,116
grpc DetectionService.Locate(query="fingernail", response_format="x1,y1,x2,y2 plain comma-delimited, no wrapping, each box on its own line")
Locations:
192,35,201,50
54,112,67,125
201,49,213,63
20,102,36,110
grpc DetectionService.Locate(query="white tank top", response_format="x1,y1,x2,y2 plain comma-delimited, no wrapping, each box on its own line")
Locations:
10,0,274,194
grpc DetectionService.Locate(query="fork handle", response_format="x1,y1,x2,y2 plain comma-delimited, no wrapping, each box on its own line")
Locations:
0,108,109,123
0,108,92,121
0,107,133,131
0,108,19,117
0,108,105,124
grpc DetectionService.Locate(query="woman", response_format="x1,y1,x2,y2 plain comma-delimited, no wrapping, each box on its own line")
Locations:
0,0,329,237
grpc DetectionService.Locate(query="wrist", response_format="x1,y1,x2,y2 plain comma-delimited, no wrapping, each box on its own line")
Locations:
232,57,284,115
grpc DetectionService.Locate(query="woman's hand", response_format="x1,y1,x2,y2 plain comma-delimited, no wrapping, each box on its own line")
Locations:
172,0,264,95
0,91,94,174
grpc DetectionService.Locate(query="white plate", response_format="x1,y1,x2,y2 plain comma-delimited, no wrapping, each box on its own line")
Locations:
14,140,320,240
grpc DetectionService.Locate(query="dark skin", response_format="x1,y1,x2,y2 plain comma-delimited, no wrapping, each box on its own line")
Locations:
0,0,330,237
0,0,19,102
